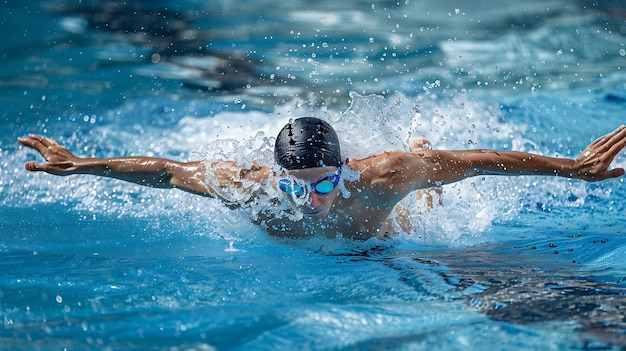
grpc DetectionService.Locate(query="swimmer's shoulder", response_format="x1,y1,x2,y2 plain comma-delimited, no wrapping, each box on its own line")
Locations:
348,151,430,201
349,151,415,176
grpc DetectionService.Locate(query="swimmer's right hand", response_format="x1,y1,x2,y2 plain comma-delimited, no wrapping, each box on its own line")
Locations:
18,134,82,175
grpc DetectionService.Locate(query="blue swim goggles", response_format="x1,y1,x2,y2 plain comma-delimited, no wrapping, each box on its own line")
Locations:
278,168,342,198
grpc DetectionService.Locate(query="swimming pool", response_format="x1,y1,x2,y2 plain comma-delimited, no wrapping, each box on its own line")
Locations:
1,0,626,349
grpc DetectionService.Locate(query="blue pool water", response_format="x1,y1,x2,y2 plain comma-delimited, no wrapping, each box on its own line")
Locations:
1,0,626,349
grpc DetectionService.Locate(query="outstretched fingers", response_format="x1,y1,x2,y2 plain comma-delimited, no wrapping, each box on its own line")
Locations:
18,134,51,157
24,161,45,172
606,125,626,155
596,125,626,152
598,126,626,168
17,134,39,148
600,167,625,180
19,135,48,172
18,134,79,175
593,125,626,180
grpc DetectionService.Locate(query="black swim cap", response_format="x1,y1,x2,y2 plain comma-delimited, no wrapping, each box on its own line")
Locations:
274,117,342,170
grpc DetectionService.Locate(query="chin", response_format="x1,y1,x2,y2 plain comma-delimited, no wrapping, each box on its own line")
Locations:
302,210,328,220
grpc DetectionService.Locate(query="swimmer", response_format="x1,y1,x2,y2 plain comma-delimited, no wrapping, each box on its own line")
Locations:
18,118,626,240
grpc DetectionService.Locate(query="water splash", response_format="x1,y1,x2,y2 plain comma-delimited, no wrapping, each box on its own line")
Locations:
4,91,621,248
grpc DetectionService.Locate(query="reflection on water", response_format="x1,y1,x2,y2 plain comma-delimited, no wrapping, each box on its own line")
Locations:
3,0,625,119
388,245,626,346
48,1,298,93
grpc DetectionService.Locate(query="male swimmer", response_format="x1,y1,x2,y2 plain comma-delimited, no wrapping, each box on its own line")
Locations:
18,117,626,240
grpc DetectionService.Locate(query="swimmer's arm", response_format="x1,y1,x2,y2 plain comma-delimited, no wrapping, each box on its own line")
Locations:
82,158,210,195
18,134,212,196
361,126,625,203
410,125,626,187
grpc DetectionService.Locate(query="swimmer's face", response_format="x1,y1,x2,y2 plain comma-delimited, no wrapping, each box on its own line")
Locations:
280,166,341,220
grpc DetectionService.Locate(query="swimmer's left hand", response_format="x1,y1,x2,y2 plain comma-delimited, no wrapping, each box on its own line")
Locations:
571,125,626,181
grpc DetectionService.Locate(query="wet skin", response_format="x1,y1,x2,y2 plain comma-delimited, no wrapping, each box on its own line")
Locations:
282,166,342,220
17,125,626,240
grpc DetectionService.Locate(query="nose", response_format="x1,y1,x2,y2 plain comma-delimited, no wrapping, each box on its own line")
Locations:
305,192,323,208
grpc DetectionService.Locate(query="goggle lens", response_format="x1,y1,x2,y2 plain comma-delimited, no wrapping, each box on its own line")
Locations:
278,180,305,197
313,179,336,194
278,169,341,198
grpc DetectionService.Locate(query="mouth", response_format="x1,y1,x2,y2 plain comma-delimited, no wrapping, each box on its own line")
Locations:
301,209,325,218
